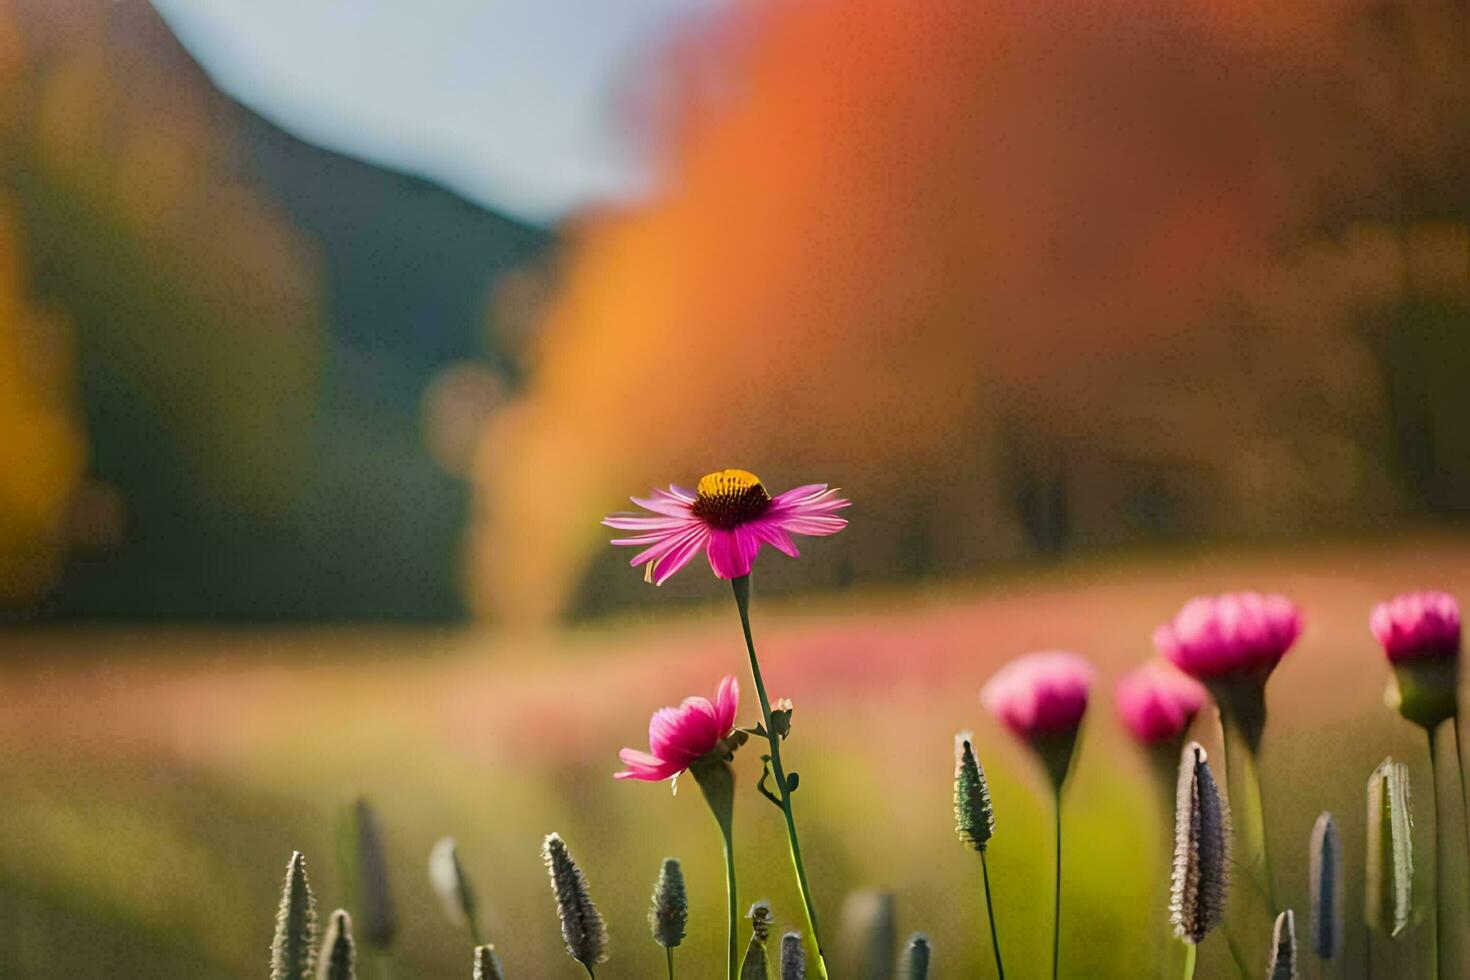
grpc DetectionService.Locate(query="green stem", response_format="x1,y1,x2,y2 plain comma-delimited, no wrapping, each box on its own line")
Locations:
1428,727,1444,980
720,823,738,980
731,576,830,980
1182,942,1196,980
1219,708,1277,911
1052,794,1062,980
1454,720,1469,861
980,851,1005,979
667,946,675,980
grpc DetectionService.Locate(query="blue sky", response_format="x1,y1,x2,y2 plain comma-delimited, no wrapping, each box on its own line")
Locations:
150,0,721,226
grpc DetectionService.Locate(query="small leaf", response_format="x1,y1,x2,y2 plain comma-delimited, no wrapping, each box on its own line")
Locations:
769,699,794,739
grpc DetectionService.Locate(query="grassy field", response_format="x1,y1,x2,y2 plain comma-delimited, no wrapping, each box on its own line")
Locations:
2,534,1468,978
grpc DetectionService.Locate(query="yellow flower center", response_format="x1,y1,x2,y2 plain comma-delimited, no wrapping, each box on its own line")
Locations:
692,468,772,529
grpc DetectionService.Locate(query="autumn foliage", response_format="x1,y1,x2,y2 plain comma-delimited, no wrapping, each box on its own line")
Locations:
471,1,1470,623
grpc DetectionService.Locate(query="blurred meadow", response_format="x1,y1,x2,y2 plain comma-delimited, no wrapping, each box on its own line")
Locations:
0,0,1467,977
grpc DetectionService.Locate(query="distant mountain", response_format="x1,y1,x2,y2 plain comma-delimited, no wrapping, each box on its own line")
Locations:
2,0,552,620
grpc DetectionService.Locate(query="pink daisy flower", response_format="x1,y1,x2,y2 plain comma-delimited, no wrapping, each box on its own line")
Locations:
1370,591,1460,663
1153,591,1303,681
616,676,741,782
603,469,850,585
981,650,1095,740
1114,660,1208,745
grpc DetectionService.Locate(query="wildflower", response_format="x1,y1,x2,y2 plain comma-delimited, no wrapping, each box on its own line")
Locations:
981,650,1094,787
542,833,609,976
607,475,839,979
1114,660,1207,746
1370,591,1460,729
1156,592,1299,915
983,651,1093,980
1308,813,1341,960
617,677,744,783
981,651,1094,739
1153,591,1302,683
1371,591,1461,661
1171,743,1230,946
603,471,849,585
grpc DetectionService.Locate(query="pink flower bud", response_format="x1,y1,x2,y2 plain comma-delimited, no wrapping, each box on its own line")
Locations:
1370,591,1460,663
1153,591,1302,681
1115,660,1208,745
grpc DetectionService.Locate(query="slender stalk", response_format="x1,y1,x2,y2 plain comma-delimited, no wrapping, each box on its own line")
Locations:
1052,795,1062,980
979,851,1005,979
731,576,830,980
1427,727,1444,980
1219,710,1276,911
667,947,674,980
720,824,738,980
1182,942,1196,980
1455,720,1469,858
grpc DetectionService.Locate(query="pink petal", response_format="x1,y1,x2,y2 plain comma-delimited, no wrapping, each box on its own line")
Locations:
651,527,710,585
714,675,740,732
628,526,705,568
773,515,848,537
706,529,745,579
615,748,681,781
629,493,696,518
749,519,801,557
603,514,696,531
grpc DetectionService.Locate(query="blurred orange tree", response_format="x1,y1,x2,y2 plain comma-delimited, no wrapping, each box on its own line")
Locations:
470,1,1470,623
